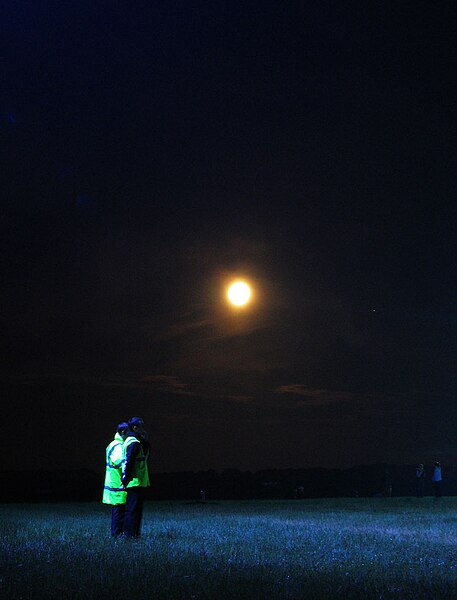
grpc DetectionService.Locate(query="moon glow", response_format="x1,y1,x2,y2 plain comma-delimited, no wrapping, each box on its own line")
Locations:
228,281,251,306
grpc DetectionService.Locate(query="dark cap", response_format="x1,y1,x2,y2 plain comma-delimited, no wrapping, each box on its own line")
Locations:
128,416,145,428
117,422,129,433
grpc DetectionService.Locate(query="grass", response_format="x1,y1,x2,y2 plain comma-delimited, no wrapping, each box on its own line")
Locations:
1,497,457,599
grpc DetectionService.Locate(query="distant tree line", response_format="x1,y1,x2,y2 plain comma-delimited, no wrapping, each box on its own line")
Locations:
2,464,456,503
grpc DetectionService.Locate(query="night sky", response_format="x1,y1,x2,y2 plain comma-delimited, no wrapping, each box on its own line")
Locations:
2,1,456,474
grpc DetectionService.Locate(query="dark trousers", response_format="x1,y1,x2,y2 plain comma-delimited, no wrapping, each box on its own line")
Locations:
434,481,442,498
111,505,125,537
416,479,425,498
123,487,145,537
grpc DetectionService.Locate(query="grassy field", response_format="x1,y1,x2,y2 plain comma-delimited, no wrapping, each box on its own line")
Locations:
1,497,457,599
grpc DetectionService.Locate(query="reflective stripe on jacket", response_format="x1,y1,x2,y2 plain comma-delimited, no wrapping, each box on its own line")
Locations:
102,433,127,505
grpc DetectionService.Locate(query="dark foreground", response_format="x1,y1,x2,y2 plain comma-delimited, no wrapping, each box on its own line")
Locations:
1,498,456,599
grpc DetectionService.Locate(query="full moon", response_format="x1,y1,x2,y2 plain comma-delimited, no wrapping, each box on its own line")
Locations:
228,281,251,306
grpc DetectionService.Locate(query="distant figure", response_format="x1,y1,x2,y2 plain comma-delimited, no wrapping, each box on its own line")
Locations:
432,461,442,498
121,417,150,537
200,489,206,502
415,464,425,497
384,469,392,497
102,422,129,536
294,486,305,499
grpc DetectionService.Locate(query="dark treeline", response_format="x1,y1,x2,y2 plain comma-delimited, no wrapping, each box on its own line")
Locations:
2,464,456,503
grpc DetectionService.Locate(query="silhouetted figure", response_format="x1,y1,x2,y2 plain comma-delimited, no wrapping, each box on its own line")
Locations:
384,469,392,497
200,489,206,502
122,417,150,537
415,464,425,497
432,461,442,498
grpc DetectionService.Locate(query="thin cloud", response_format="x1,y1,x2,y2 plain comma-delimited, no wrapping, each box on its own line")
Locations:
97,374,197,396
16,373,199,397
274,384,386,406
156,314,215,340
157,311,270,343
99,373,249,402
226,395,256,403
140,375,195,396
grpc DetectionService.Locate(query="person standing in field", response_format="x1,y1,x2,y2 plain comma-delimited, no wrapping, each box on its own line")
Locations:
415,464,425,497
383,469,392,497
432,461,442,498
103,422,129,536
121,416,150,538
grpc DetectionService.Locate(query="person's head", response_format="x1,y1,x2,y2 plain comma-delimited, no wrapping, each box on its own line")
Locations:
128,416,146,436
117,422,129,440
434,461,441,467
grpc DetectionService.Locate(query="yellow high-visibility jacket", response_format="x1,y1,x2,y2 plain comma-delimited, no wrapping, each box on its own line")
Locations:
102,433,127,505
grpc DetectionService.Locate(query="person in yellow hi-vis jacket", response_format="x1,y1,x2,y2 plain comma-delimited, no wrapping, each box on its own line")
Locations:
102,422,129,536
121,417,150,537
